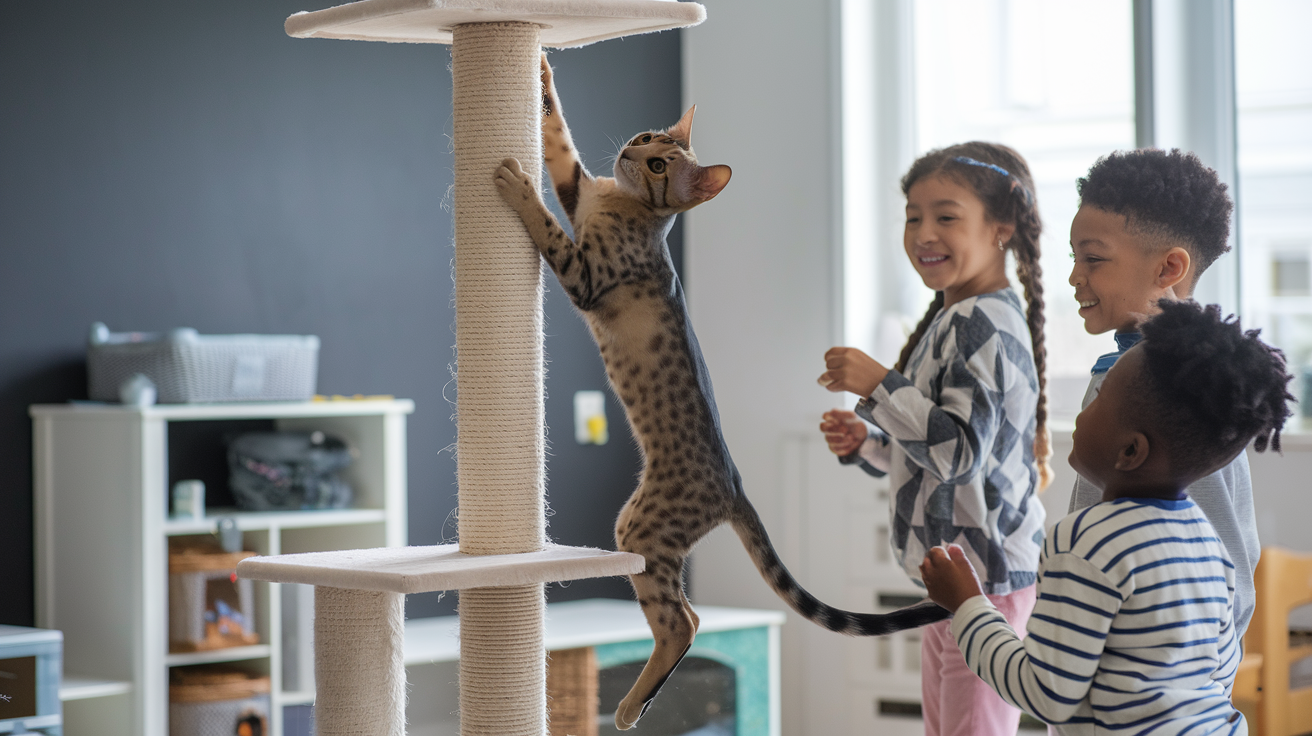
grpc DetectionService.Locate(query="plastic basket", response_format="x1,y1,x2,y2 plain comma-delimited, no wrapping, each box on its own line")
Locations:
87,323,318,404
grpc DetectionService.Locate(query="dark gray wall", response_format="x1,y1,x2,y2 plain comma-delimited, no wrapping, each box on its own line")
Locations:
0,0,683,624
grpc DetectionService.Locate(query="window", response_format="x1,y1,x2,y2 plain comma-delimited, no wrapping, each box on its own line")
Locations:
912,0,1135,419
1235,0,1312,410
845,0,1306,423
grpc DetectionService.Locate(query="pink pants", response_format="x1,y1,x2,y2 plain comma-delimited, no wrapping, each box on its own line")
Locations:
921,585,1037,736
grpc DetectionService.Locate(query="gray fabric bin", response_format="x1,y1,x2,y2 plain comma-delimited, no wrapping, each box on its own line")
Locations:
169,666,269,736
87,323,318,403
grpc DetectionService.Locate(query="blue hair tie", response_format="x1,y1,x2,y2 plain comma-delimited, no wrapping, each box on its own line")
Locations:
953,156,1011,178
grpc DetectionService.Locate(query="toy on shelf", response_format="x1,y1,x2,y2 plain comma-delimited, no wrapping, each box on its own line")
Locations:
168,537,259,653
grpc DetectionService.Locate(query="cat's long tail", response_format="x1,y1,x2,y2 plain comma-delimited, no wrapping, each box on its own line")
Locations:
730,497,950,635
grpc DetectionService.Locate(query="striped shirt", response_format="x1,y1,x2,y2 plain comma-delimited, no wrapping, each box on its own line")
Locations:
1069,369,1260,641
843,289,1045,595
951,498,1245,735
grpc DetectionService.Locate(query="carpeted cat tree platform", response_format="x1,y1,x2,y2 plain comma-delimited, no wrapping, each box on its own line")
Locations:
237,1,704,735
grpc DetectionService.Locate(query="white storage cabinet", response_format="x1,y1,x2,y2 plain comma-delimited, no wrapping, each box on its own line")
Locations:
31,399,412,736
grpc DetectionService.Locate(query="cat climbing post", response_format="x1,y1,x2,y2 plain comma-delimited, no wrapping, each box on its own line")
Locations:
237,1,703,735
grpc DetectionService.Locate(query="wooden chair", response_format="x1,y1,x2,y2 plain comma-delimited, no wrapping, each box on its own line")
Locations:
1239,547,1312,736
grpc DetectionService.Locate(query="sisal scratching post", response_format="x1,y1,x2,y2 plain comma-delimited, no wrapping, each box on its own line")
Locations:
451,22,548,735
451,22,546,557
239,3,703,735
314,586,406,735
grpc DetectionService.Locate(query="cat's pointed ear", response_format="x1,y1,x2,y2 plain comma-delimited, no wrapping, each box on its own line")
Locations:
667,106,696,146
693,164,732,201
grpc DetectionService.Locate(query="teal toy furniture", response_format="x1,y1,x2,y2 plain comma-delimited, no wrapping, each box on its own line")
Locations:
593,608,782,735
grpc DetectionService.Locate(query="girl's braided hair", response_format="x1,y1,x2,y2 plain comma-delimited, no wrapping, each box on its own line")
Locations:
1137,299,1294,473
896,142,1052,490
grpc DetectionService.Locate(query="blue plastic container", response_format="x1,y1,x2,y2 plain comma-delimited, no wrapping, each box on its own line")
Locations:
0,625,63,735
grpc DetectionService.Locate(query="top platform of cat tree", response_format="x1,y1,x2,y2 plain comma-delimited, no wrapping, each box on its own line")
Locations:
238,542,645,594
285,0,706,48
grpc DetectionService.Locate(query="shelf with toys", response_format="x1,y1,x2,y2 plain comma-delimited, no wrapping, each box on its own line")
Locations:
31,397,412,736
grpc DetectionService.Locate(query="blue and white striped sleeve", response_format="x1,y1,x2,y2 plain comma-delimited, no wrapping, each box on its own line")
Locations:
1212,582,1241,698
950,551,1123,724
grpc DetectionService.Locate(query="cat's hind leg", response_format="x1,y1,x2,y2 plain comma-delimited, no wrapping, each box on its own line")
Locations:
614,559,698,730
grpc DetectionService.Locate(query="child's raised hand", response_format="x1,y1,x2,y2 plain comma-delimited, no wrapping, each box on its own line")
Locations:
920,544,985,613
818,347,889,398
820,409,868,456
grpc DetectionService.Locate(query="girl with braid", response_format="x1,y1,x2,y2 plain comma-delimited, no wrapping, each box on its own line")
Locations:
817,142,1050,736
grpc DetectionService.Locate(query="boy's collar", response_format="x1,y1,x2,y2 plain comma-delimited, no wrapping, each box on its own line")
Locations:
1090,331,1142,375
1112,496,1193,510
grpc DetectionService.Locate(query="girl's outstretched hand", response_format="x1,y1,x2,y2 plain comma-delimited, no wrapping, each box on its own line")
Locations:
920,544,984,613
820,410,868,456
818,347,889,397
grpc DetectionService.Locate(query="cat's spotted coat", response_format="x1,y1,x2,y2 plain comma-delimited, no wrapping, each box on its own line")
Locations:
494,56,949,730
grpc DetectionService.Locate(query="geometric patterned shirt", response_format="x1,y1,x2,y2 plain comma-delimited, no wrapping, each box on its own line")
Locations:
843,288,1045,594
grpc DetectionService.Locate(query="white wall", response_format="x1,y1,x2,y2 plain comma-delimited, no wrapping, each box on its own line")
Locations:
682,3,1312,734
681,1,846,734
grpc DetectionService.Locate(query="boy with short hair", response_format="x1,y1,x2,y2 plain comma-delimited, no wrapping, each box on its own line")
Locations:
1067,148,1262,638
920,299,1293,735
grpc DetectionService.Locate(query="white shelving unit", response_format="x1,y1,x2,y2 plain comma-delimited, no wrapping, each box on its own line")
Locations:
31,399,413,736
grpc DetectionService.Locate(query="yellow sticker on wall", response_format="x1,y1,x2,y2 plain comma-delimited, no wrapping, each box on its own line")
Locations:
574,390,609,445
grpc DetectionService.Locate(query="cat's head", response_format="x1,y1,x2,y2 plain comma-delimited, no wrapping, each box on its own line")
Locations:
614,106,732,213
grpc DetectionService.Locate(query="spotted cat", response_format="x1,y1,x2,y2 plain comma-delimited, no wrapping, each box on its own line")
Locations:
494,55,949,730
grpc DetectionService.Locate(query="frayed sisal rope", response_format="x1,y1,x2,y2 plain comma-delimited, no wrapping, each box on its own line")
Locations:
460,585,548,734
452,22,548,736
315,586,406,735
453,21,545,557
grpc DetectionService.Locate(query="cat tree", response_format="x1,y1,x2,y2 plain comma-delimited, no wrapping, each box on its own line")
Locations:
236,1,705,734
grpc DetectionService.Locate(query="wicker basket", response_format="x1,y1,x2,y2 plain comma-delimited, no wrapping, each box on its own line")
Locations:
87,322,318,404
170,666,269,736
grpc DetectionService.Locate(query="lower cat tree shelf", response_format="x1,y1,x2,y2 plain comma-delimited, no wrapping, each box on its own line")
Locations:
238,543,644,593
238,544,644,734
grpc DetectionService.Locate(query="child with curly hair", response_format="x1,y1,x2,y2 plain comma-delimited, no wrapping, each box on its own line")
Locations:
1067,148,1262,640
921,298,1292,735
818,142,1049,736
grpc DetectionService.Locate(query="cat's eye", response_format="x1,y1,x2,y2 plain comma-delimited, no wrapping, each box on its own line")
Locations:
647,158,666,174
641,134,652,144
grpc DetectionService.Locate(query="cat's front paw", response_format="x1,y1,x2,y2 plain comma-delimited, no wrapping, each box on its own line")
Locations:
494,157,537,212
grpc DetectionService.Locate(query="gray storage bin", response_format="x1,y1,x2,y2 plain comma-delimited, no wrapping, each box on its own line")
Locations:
87,322,318,404
169,666,269,736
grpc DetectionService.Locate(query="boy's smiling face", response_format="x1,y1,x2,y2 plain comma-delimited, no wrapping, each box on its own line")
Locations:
1068,205,1190,335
